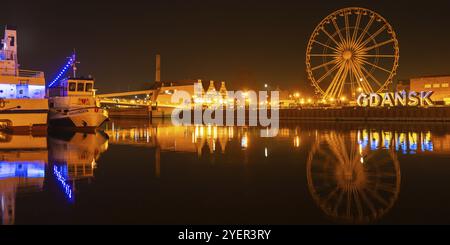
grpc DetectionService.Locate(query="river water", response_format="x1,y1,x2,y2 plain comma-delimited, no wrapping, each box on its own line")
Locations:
1,119,450,224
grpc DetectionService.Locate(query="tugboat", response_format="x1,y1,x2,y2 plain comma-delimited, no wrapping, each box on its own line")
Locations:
0,25,48,132
47,52,108,131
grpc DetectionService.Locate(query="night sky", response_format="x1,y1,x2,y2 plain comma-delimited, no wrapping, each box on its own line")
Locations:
2,0,450,94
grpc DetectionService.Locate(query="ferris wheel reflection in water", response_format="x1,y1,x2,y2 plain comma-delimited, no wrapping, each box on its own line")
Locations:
307,130,401,223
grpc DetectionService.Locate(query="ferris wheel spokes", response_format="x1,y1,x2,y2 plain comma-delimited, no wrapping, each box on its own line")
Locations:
306,7,399,101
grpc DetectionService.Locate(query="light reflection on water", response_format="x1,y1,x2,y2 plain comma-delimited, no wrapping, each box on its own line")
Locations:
1,120,450,224
0,131,108,224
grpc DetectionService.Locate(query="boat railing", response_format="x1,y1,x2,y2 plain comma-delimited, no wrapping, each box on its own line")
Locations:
0,50,16,61
18,69,45,78
0,68,44,78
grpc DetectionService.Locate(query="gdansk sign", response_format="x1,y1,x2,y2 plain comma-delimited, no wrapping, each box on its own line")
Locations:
357,91,434,107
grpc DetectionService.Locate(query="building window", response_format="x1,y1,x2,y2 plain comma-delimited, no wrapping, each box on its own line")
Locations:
77,82,85,92
69,82,76,91
424,84,431,88
442,83,449,88
433,83,440,88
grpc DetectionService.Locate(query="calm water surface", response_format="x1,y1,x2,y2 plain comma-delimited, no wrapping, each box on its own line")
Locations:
1,119,450,224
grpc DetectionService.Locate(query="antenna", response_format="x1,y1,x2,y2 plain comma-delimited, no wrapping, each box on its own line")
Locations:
71,49,80,78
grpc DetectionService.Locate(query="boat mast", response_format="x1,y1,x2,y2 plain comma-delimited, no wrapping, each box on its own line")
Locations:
71,49,80,78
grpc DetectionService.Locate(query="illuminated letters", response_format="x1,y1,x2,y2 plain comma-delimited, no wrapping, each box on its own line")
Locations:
420,91,434,106
357,91,433,107
357,93,368,107
369,93,382,107
407,91,419,106
394,91,407,106
381,92,394,107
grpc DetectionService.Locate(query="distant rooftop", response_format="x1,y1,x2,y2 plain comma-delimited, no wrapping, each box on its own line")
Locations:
410,74,450,79
159,79,225,91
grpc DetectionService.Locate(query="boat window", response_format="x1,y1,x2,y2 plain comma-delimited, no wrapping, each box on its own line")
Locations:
15,84,29,98
9,36,15,46
77,82,85,92
69,82,76,91
85,83,93,92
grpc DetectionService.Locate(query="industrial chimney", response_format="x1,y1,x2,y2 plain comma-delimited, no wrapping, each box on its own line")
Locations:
155,54,161,82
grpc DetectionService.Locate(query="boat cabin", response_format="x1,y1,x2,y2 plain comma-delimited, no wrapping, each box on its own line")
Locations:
0,24,46,99
48,77,95,97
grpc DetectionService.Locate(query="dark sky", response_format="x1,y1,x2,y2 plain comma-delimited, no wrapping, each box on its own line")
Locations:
2,0,450,94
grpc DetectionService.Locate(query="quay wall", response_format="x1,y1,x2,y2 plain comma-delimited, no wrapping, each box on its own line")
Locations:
108,107,150,119
278,107,450,121
107,106,450,122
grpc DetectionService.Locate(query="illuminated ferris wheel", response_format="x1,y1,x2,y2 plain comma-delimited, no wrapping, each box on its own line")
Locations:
306,7,399,101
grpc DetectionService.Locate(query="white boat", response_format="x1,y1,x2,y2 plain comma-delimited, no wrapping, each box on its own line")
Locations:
48,54,108,130
0,25,48,132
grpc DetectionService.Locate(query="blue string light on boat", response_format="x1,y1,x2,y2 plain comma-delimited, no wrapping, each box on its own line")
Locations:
47,56,75,88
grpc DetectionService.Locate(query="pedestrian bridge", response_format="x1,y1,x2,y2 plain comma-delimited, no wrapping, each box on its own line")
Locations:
96,89,158,107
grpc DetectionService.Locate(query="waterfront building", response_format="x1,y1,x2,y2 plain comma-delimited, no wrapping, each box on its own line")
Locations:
155,79,228,107
396,75,450,105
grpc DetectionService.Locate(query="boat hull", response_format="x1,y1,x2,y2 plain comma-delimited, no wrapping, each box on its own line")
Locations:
0,99,48,133
49,107,109,130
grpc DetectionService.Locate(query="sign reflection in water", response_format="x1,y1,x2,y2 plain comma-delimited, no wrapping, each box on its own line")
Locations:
357,129,434,154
